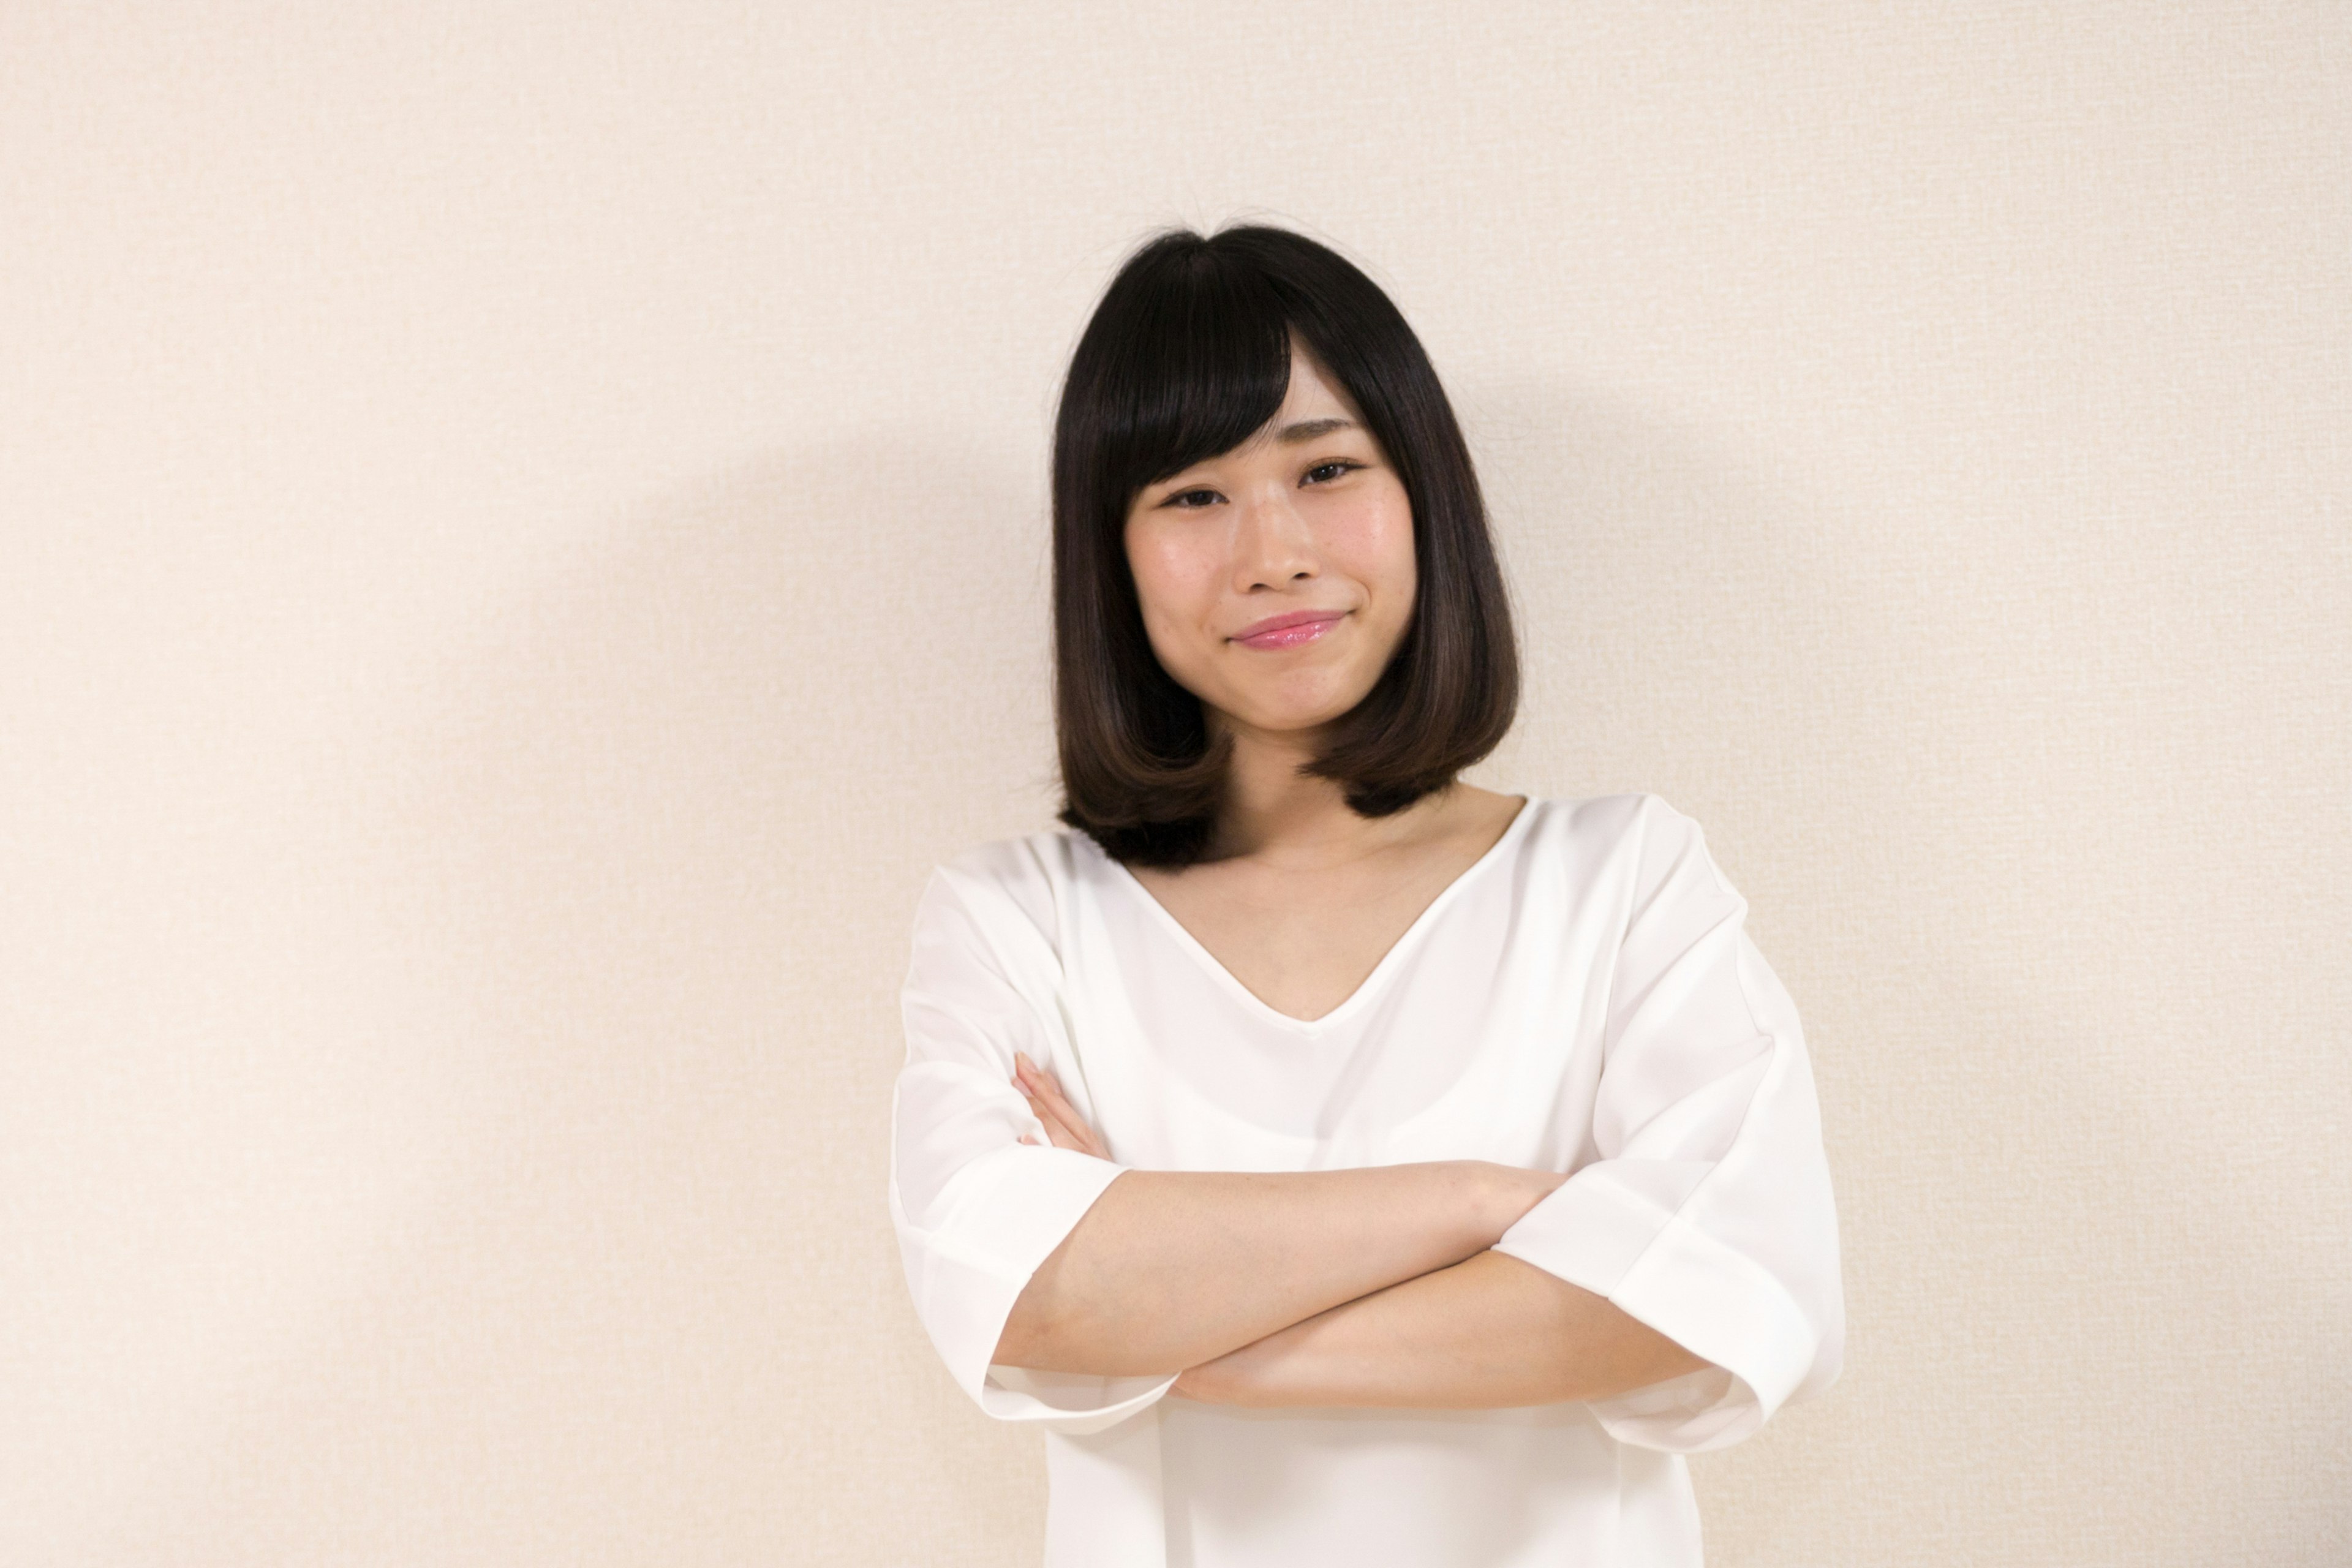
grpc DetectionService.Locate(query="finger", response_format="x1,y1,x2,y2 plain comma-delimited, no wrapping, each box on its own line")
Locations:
1009,1063,1067,1147
1019,1058,1091,1139
1034,1090,1108,1159
1038,1106,1091,1154
1021,1088,1087,1152
1019,1071,1095,1153
1014,1054,1110,1159
1014,1055,1076,1129
1037,1098,1107,1160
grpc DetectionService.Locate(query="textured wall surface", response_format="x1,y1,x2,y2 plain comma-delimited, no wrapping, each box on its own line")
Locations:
4,4,2346,1564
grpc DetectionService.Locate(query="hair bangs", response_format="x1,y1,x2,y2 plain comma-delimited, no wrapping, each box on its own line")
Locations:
1093,252,1295,505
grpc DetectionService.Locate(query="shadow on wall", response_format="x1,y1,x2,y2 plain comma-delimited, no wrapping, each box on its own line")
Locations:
118,436,1057,1565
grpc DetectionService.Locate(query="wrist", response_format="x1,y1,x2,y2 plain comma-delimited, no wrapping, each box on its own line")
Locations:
1465,1160,1564,1242
1175,1328,1298,1408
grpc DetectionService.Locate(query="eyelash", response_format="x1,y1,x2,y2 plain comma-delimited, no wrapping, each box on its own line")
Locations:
1164,461,1363,509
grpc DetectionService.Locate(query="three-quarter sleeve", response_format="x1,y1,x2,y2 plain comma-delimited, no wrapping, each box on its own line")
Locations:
1492,797,1844,1453
888,861,1179,1436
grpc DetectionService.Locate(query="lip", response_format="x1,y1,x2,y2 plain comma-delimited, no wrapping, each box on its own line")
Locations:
1231,608,1346,648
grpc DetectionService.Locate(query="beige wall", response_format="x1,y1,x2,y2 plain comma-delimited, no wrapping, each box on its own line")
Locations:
5,4,2346,1563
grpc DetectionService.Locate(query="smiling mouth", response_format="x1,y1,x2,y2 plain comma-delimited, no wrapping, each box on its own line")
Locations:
1232,612,1344,649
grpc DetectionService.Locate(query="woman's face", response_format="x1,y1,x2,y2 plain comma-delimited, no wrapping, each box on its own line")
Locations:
1123,337,1417,745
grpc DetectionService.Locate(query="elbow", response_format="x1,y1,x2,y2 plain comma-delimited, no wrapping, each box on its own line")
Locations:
995,1292,1180,1379
994,1283,1111,1374
1598,1315,1717,1404
992,1282,1064,1370
992,1316,1047,1373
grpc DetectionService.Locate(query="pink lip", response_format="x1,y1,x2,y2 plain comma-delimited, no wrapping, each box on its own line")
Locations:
1232,609,1346,649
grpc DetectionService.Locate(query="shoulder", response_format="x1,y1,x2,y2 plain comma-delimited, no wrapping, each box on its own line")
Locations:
1523,790,1707,859
1520,791,1733,905
916,824,1100,950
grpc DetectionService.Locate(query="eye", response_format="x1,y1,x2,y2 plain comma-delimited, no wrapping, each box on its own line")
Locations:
1151,464,1360,510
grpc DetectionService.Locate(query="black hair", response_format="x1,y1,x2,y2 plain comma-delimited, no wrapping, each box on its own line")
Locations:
1052,223,1519,867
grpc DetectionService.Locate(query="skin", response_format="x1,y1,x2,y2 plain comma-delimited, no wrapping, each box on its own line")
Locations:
996,334,1712,1409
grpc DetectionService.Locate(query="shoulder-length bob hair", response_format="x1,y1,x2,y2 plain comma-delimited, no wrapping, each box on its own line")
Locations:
1053,224,1518,868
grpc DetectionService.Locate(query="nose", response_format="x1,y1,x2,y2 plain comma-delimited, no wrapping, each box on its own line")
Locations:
1230,484,1318,591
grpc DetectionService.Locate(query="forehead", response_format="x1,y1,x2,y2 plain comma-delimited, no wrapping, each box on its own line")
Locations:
1276,338,1354,412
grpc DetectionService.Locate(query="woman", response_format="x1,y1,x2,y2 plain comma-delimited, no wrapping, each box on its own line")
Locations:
888,224,1844,1566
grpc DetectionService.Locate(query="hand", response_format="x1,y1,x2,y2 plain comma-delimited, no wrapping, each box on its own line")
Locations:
1012,1050,1112,1160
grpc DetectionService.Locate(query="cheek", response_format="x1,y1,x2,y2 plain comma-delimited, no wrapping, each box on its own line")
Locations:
1126,524,1221,608
1326,488,1417,587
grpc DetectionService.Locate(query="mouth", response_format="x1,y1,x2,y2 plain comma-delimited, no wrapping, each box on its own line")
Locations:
1231,610,1346,649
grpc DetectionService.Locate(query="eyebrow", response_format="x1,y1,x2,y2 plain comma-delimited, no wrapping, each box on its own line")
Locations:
1148,417,1364,500
1275,417,1357,444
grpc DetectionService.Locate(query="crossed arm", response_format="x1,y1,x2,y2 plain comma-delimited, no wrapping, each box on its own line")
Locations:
1000,1052,1713,1410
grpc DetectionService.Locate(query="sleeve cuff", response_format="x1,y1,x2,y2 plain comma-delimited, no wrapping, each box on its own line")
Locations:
901,1142,1178,1434
1492,1165,1822,1453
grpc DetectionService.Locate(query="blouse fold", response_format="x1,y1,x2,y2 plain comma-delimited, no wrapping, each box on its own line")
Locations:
1491,799,1844,1452
891,863,1180,1434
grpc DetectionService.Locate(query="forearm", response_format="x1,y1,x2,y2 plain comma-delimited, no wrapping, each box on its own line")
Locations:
1172,1249,1713,1409
995,1161,1547,1376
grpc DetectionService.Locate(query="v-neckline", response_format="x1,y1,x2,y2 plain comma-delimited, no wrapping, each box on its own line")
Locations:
1096,796,1536,1034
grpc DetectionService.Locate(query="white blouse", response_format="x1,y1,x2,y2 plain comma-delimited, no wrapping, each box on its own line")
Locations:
888,793,1844,1567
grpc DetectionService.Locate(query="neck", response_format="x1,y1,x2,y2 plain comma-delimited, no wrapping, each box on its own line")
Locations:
1207,718,1455,869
